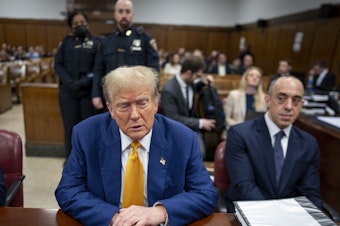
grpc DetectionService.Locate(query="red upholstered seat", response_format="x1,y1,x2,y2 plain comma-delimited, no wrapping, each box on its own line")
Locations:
0,129,24,207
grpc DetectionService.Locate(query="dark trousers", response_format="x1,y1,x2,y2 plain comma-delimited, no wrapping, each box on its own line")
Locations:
58,86,95,159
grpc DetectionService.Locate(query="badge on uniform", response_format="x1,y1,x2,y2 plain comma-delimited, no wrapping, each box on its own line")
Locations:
82,40,94,49
149,39,158,51
131,39,142,51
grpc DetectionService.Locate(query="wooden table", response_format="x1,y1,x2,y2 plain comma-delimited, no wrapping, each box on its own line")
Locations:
0,207,238,226
295,114,340,214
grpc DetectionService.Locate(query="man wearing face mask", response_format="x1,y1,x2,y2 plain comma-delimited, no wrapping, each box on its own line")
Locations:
54,11,100,161
92,0,159,110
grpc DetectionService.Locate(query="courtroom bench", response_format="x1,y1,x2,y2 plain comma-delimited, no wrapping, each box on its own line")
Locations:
21,83,64,157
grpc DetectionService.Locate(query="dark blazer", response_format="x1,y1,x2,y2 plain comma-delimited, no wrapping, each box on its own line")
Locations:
0,167,6,206
211,63,231,75
160,76,200,131
314,71,335,93
224,116,323,212
55,112,217,226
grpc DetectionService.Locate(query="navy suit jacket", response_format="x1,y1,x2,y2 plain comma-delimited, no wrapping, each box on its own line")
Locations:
224,116,323,212
211,63,231,75
161,76,200,131
313,71,335,93
55,112,217,226
0,167,6,206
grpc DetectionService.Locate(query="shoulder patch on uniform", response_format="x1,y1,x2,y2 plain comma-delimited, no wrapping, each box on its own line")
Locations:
149,39,158,51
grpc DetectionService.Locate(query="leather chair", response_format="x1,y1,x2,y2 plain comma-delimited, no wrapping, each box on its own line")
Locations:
213,140,229,213
0,129,25,207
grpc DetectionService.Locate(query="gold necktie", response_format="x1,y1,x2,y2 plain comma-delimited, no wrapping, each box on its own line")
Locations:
122,141,144,208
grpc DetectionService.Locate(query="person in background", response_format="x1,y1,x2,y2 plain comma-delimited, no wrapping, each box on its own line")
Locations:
0,166,6,206
229,56,243,75
163,53,181,75
26,46,40,60
224,66,266,128
239,53,254,74
211,52,231,76
160,55,216,160
310,60,335,94
270,58,305,88
92,0,159,111
225,75,323,212
55,66,218,226
54,11,100,161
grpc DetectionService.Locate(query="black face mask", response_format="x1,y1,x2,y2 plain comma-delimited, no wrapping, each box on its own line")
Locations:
74,25,88,39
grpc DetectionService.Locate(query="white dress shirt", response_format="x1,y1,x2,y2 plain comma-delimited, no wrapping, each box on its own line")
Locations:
120,129,151,207
264,112,292,158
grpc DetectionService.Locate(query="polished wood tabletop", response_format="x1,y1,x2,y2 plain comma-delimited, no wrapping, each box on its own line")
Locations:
0,207,238,226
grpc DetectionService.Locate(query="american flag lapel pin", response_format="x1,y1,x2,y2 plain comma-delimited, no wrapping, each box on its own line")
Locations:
160,157,166,165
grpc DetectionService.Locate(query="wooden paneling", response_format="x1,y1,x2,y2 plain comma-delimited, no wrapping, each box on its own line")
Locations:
207,32,229,54
90,20,115,36
331,33,340,87
291,21,316,74
147,27,168,51
1,16,340,89
227,32,242,60
0,24,4,44
275,24,297,68
4,23,26,45
186,30,208,53
166,29,187,52
26,24,47,47
46,25,68,52
262,26,280,74
246,28,267,71
309,18,340,68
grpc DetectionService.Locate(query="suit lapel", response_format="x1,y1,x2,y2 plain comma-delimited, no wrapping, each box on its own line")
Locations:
278,126,299,194
255,118,277,192
98,119,122,205
147,115,170,206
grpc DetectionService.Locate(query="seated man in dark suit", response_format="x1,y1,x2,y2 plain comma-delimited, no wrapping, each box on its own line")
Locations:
160,55,216,160
55,66,217,226
211,52,231,75
0,166,6,206
225,75,323,212
311,60,335,94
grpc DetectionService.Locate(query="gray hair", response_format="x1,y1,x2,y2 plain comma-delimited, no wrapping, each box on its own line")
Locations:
103,66,159,104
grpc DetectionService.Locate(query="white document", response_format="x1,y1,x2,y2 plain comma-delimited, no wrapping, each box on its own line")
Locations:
317,116,340,128
234,197,329,226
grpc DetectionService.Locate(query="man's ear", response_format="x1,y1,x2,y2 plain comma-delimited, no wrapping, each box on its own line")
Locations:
265,94,271,108
107,102,116,119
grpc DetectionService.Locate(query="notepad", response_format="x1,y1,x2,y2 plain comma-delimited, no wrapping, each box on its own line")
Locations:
234,197,336,226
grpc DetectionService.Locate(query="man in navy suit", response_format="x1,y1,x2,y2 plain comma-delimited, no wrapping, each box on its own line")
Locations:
311,60,335,94
225,75,323,212
0,166,6,206
55,66,217,226
211,52,231,75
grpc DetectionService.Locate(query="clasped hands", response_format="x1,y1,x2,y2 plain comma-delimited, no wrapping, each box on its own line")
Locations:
110,205,167,226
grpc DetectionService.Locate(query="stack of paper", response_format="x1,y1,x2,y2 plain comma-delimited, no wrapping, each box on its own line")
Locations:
234,197,336,226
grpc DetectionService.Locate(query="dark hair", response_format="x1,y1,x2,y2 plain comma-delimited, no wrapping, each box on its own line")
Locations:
67,11,89,28
281,57,292,66
180,55,206,73
313,60,327,68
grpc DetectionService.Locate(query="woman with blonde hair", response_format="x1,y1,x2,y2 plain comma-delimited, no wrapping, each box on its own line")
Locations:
224,66,266,128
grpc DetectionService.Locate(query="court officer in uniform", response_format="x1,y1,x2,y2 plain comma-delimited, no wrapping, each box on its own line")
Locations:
54,11,100,160
92,0,159,110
